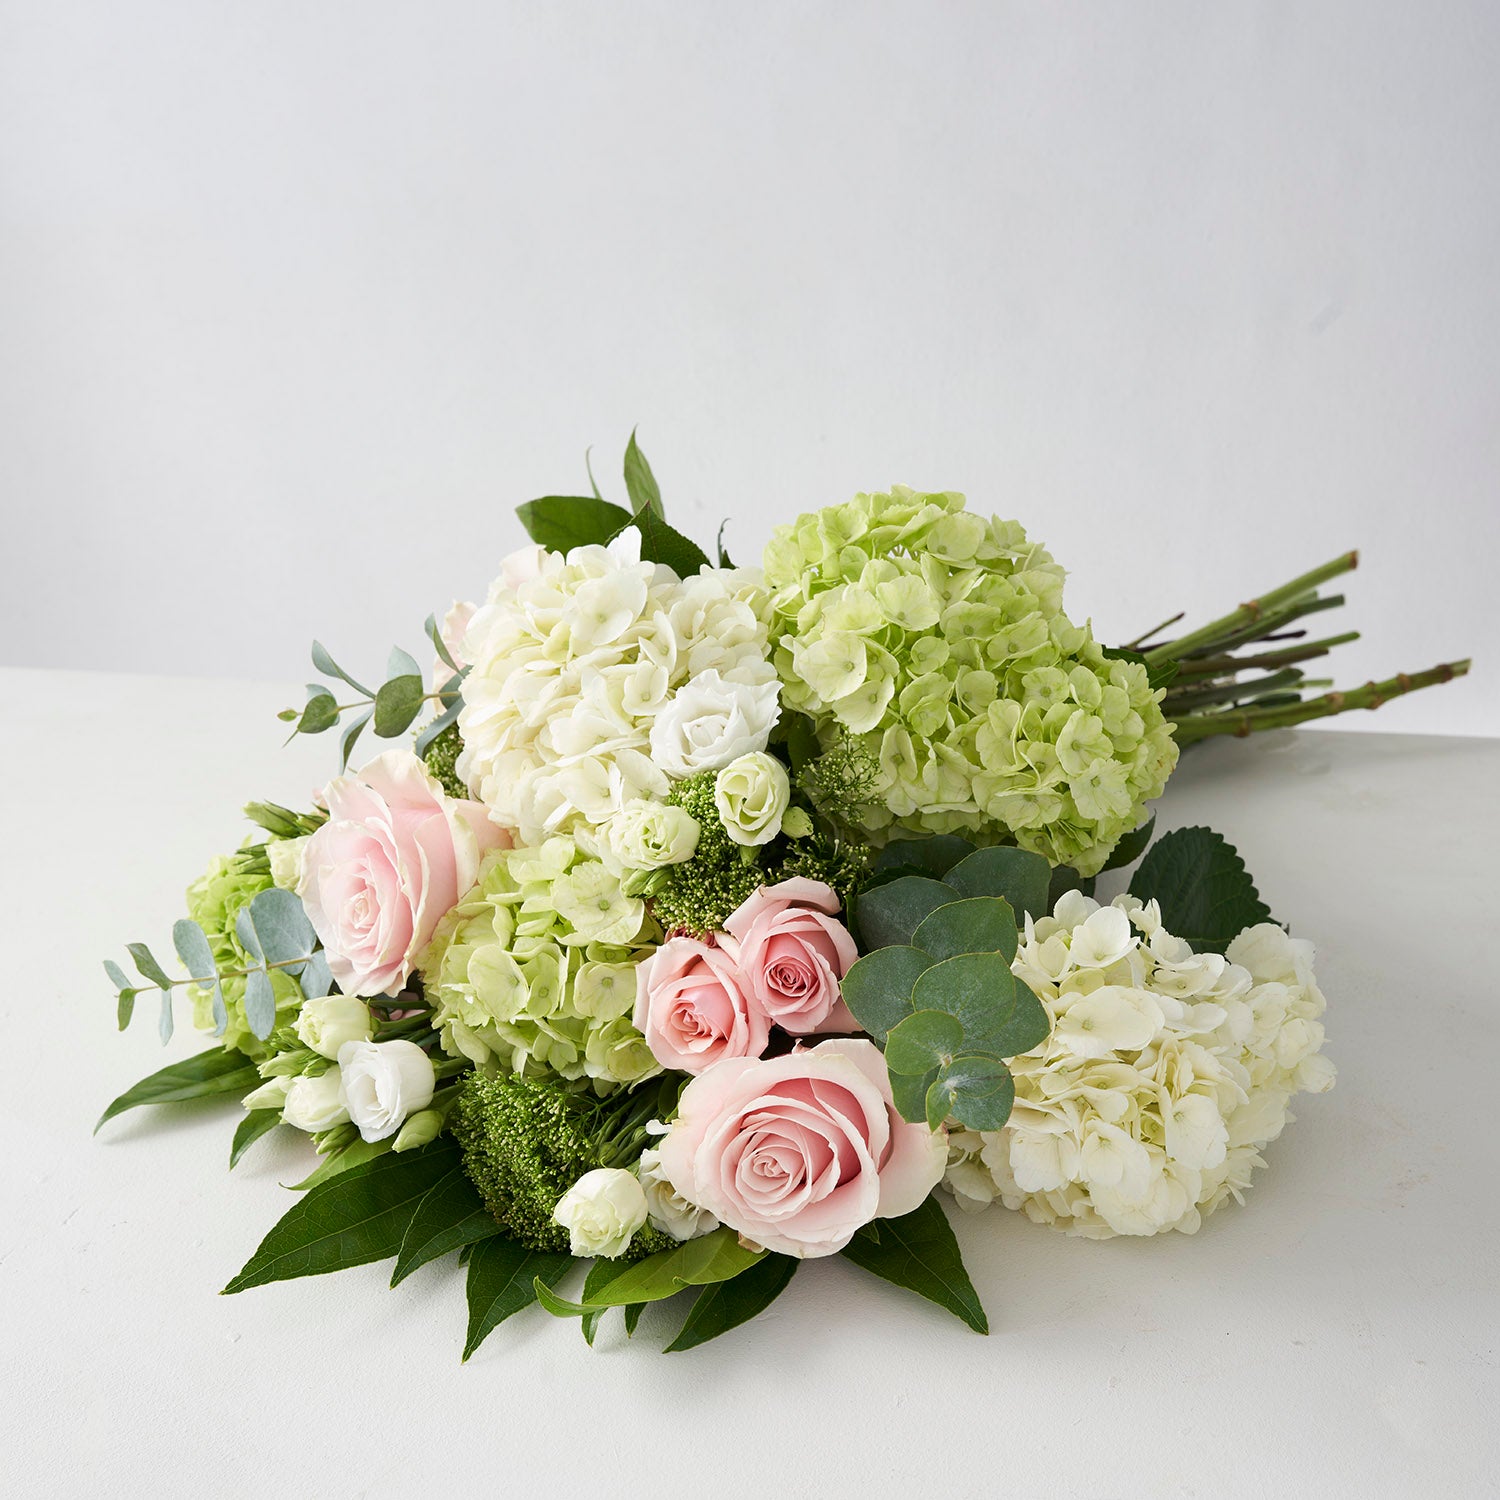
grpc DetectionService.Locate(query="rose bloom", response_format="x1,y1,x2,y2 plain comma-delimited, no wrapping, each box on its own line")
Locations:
658,1039,947,1258
634,935,768,1074
723,878,858,1034
299,751,508,997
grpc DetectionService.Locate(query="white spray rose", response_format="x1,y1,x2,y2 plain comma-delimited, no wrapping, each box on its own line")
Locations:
607,800,701,873
282,1069,349,1133
638,1148,718,1241
649,669,781,778
552,1167,649,1259
267,835,309,893
713,752,791,846
294,995,374,1060
337,1039,436,1143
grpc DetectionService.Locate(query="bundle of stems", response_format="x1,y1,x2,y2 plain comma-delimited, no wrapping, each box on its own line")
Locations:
1127,552,1471,744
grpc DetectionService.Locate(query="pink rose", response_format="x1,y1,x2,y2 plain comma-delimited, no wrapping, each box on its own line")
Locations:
432,599,475,692
634,936,769,1074
723,878,859,1034
658,1039,948,1258
299,750,508,997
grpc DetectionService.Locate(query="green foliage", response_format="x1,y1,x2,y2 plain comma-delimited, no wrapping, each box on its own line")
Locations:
464,1237,572,1360
665,1253,799,1353
421,720,468,799
516,495,634,552
840,1194,988,1334
651,771,765,936
1098,813,1155,874
223,1140,459,1293
535,1228,766,1315
797,730,881,826
230,1109,282,1169
622,428,664,519
772,832,871,913
389,1161,503,1288
1128,825,1274,952
96,1047,260,1134
840,837,1053,1133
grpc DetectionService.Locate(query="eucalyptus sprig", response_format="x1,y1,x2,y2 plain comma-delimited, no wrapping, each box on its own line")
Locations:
105,887,332,1045
280,614,467,769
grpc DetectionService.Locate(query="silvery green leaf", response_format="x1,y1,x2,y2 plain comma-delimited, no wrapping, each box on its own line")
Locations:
235,906,264,963
373,675,424,738
126,942,173,990
244,887,317,968
387,645,423,681
339,708,372,770
158,989,175,1044
173,918,226,1034
425,613,460,674
413,698,462,758
299,950,333,1001
104,959,132,992
243,967,276,1041
311,640,372,697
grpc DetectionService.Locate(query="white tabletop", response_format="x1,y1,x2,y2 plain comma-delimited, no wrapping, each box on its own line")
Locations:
3,667,1496,1500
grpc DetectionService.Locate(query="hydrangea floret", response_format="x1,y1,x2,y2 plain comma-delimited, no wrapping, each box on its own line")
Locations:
942,890,1335,1237
762,487,1178,875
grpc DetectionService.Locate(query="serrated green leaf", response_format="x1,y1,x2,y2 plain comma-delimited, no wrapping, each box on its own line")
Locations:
390,1164,501,1287
623,428,664,518
463,1241,573,1359
373,674,425,737
884,1010,965,1076
230,1109,283,1169
224,1140,457,1293
840,1194,988,1334
665,1254,799,1352
516,495,634,553
1100,815,1156,874
934,1057,1016,1131
855,876,958,950
616,507,711,577
126,942,173,990
96,1048,259,1134
912,898,1018,963
943,847,1051,921
839,945,930,1043
1128,825,1274,952
311,640,372,697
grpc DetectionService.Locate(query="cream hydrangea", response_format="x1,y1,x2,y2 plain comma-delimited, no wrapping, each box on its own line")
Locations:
420,836,663,1090
457,530,779,845
762,487,1178,875
942,891,1334,1237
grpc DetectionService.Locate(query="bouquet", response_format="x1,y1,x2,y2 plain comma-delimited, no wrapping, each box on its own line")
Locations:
99,437,1469,1355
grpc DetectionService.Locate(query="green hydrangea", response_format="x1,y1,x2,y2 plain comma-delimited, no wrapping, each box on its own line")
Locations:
764,487,1178,876
184,848,302,1058
421,836,662,1090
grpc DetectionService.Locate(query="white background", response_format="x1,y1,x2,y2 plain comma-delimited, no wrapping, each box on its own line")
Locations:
2,1,1496,735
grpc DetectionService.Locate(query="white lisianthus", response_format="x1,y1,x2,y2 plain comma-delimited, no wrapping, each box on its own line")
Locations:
293,995,373,1060
281,1069,349,1133
337,1039,436,1143
650,670,782,779
942,894,1334,1239
606,800,701,873
552,1167,649,1259
267,835,309,893
713,752,791,846
638,1147,718,1241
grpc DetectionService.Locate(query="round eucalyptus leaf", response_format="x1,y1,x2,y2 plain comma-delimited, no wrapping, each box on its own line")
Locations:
912,897,1018,963
936,1056,1017,1131
855,876,958,950
840,945,932,1042
883,1009,965,1077
910,953,1017,1053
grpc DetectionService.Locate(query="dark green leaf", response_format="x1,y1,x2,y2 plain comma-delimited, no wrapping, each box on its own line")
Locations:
616,506,711,577
311,640,372,697
391,1166,501,1287
841,1194,987,1333
126,942,173,990
873,836,976,878
623,428,664,518
855,876,957,950
884,1010,965,1076
96,1047,259,1134
910,953,1013,1050
116,985,138,1030
224,1140,458,1293
1100,815,1156,874
934,1057,1016,1131
464,1238,572,1359
890,1064,939,1125
585,446,604,501
230,1110,283,1169
1048,864,1095,908
373,674,425,737
715,520,734,568
912,898,1018,963
286,1137,388,1191
1128,825,1273,952
516,495,634,553
943,847,1052,921
839,945,931,1042
665,1254,799,1352
297,685,340,736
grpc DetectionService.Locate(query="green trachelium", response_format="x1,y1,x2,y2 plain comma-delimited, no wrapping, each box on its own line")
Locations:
650,771,767,937
422,721,468,801
775,833,872,913
449,1070,679,1256
796,729,881,827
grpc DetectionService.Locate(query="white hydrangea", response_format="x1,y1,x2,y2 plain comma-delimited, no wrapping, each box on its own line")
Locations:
456,530,779,844
943,890,1334,1238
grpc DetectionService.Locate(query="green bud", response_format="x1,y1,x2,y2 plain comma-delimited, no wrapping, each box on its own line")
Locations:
781,806,814,838
260,1045,320,1078
392,1108,445,1153
315,1122,358,1155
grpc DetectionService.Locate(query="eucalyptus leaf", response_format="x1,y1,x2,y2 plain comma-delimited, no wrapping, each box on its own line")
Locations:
157,989,175,1044
96,1047,259,1134
889,1064,939,1125
230,1109,283,1169
242,968,276,1041
910,953,1016,1052
1128,825,1274,952
425,612,460,673
297,685,340,736
839,945,931,1043
623,429,664,518
873,835,976,879
855,876,958,950
116,986,138,1031
932,1057,1016,1132
339,707,373,770
413,697,462,758
373,674,425,738
391,1164,502,1287
665,1254,799,1353
840,1194,988,1334
126,942,173,991
884,1010,965,1077
912,898,1018,963
240,887,317,969
311,640,372,697
516,495,634,552
943,847,1051,921
298,950,334,1002
224,1140,458,1293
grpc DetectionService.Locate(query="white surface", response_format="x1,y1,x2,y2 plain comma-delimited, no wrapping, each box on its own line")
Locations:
2,665,1497,1498
1,2,1496,735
